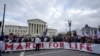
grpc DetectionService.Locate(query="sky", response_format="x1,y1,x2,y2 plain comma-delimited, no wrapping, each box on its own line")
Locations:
0,0,100,33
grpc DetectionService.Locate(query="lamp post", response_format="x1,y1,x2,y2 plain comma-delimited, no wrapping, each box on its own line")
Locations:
1,4,6,36
68,20,71,36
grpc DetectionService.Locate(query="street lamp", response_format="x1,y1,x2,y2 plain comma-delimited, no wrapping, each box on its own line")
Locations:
68,20,71,36
1,4,6,36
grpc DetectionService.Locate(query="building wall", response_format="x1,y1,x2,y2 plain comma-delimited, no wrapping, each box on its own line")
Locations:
3,19,57,37
47,29,57,37
81,24,98,34
4,25,28,36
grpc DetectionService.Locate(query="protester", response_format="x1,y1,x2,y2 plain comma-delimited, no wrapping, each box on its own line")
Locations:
0,32,100,44
35,36,41,51
44,37,47,42
31,37,35,42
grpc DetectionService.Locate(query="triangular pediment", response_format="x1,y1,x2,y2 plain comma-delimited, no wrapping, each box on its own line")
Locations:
28,19,46,24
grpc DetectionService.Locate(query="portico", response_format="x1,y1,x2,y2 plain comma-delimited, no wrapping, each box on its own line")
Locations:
27,19,47,36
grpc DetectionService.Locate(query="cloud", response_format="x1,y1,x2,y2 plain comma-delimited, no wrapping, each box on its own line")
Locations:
0,0,100,33
66,9,97,17
5,18,26,26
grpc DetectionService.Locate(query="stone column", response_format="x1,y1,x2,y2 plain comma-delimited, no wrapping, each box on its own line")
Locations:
31,23,33,34
28,23,30,34
41,24,42,32
40,24,42,33
38,24,40,34
39,24,41,33
42,24,44,32
36,24,38,34
34,24,36,34
35,24,36,34
37,24,39,34
39,24,41,35
29,23,32,34
29,23,31,35
30,23,32,35
33,23,34,34
40,24,42,35
43,24,45,32
42,24,43,32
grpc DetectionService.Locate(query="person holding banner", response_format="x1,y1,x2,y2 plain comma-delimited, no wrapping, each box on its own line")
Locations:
35,36,41,51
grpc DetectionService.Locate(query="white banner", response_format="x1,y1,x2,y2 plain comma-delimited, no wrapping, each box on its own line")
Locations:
3,42,64,51
3,42,100,54
64,42,100,54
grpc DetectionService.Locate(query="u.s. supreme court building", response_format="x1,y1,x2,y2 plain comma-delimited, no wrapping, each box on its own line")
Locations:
3,19,57,37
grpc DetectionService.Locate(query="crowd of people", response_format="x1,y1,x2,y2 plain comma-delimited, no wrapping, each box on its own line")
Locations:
0,33,100,56
1,33,100,44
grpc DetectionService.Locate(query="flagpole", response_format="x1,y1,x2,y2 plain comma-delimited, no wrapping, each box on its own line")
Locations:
1,4,6,36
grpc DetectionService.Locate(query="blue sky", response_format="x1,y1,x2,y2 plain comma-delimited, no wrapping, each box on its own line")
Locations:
0,0,100,33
